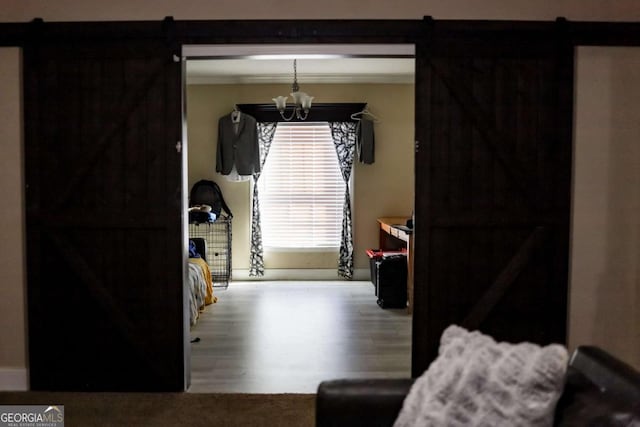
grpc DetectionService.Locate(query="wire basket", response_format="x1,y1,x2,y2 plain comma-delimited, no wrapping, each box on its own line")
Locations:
188,216,232,288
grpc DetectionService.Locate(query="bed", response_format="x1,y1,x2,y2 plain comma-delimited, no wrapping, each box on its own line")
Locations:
187,238,216,327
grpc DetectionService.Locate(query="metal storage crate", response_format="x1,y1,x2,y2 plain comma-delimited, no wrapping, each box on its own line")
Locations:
188,216,232,288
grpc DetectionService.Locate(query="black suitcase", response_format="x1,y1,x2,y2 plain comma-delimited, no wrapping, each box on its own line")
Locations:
375,255,407,309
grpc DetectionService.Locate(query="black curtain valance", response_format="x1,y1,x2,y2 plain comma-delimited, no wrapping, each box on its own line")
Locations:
236,103,367,123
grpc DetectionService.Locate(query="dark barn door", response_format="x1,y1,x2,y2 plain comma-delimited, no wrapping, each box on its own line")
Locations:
24,33,185,390
412,20,574,375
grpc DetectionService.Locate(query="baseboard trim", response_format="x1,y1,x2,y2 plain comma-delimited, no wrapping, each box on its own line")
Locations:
232,268,370,281
0,368,28,391
352,268,370,281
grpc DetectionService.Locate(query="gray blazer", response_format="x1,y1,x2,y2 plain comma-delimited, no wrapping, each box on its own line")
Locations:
357,118,375,164
216,112,260,175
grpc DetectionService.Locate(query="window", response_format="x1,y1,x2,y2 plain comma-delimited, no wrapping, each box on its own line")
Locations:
258,122,344,249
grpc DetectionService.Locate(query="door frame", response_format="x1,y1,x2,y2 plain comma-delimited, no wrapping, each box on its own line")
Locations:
3,17,640,390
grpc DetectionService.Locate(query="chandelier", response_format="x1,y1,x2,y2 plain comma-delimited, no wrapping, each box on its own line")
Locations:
272,59,314,121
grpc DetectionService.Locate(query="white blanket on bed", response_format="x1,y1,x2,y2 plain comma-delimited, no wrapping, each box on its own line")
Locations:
187,262,208,326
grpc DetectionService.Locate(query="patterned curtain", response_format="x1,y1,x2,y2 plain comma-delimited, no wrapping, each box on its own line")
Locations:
249,122,278,277
329,122,358,279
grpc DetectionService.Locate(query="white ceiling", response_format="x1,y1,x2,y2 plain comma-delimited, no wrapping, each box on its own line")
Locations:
184,44,415,85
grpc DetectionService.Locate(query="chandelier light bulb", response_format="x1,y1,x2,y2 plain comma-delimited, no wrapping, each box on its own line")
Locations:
272,96,288,111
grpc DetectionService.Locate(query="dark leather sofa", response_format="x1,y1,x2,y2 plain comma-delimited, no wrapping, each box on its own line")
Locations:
317,346,640,426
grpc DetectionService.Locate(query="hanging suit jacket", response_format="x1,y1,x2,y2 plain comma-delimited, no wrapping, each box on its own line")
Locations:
216,112,260,175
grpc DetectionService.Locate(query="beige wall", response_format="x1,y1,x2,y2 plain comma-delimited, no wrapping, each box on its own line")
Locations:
569,47,640,369
186,83,415,273
0,48,27,386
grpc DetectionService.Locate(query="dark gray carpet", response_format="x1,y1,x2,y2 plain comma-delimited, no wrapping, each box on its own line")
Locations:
0,392,315,427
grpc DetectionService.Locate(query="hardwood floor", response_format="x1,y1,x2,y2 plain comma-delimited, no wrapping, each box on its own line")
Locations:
188,281,412,393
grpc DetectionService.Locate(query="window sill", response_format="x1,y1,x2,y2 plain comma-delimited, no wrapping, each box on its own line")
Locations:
264,247,339,253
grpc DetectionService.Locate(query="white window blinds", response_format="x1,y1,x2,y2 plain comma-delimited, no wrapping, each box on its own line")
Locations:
258,122,344,249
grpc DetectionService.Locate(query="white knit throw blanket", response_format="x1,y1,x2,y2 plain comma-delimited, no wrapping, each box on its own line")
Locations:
394,325,569,427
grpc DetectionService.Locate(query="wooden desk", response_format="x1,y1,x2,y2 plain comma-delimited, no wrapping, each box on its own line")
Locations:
377,217,414,314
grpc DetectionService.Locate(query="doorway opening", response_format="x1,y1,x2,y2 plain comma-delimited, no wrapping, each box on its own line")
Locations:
182,44,416,392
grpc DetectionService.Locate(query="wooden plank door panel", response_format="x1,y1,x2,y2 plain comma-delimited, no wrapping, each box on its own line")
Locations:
413,22,573,376
24,39,185,391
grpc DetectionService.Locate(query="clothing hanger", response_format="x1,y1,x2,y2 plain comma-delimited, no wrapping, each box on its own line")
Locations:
231,104,241,123
351,107,380,123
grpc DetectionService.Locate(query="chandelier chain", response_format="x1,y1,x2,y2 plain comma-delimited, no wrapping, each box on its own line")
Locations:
292,59,299,92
